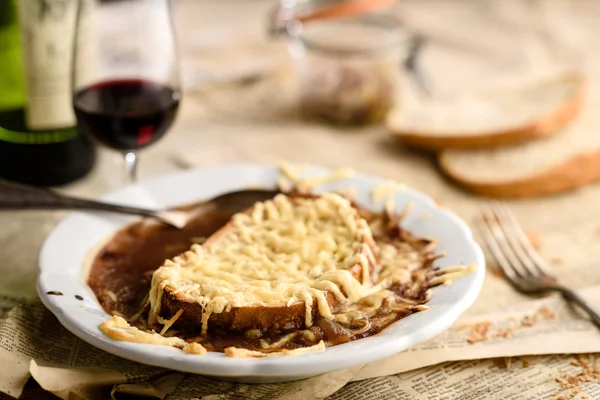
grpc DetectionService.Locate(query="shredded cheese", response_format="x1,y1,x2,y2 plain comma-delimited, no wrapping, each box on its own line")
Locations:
277,176,293,193
149,193,377,334
103,289,118,302
158,309,183,336
183,342,207,355
279,162,354,193
429,264,477,286
419,212,433,220
224,340,326,358
371,180,406,203
334,186,357,201
100,316,187,347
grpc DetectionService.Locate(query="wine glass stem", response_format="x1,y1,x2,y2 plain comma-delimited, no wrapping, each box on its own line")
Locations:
124,151,139,183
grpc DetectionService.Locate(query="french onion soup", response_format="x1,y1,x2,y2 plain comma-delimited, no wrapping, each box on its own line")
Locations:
88,166,474,357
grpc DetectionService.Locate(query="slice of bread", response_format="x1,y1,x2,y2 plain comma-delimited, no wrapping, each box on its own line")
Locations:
438,89,600,198
149,193,378,335
388,72,584,150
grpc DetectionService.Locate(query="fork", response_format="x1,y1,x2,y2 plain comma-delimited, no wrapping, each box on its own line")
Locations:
476,201,600,329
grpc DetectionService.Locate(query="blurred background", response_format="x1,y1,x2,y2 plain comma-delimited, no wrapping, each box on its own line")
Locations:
1,0,598,196
1,0,599,259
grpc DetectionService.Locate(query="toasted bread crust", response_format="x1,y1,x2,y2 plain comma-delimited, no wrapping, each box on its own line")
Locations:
389,74,585,150
156,196,377,333
161,286,341,332
439,148,600,198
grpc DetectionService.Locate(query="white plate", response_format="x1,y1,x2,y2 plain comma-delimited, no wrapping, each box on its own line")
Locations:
38,163,485,383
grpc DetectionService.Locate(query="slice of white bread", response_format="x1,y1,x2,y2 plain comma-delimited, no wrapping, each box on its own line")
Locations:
388,73,585,150
148,193,378,334
439,88,600,198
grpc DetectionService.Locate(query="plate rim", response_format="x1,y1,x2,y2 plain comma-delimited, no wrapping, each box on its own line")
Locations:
37,163,485,379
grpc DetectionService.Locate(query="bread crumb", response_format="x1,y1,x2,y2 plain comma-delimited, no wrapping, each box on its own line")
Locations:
550,256,564,266
554,355,600,397
225,347,267,358
516,306,555,327
537,305,556,320
491,306,554,339
526,229,542,250
490,267,503,278
493,358,507,368
521,315,535,326
419,212,433,220
495,328,514,338
493,357,516,370
183,342,207,355
520,357,530,367
465,321,492,343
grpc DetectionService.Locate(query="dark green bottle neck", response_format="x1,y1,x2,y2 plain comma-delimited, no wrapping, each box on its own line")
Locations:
0,0,18,27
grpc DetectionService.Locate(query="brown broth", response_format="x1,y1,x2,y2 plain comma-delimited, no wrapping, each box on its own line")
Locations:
88,207,234,318
87,196,435,352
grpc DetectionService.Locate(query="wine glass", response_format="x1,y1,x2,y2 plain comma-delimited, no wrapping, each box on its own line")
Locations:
72,0,181,183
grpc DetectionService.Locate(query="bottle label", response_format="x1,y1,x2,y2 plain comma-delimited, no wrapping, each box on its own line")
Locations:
0,3,25,112
0,126,77,144
18,0,78,131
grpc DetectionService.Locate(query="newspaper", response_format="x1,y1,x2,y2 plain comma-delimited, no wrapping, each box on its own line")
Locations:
0,302,361,399
332,355,600,400
2,273,600,400
0,303,170,398
354,286,600,381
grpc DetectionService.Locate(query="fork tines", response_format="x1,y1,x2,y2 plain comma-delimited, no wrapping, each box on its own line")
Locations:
477,201,552,283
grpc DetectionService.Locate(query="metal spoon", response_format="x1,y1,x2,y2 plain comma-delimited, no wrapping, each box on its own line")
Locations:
0,180,279,229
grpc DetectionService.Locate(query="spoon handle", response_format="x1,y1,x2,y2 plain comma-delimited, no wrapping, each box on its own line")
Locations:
0,180,159,219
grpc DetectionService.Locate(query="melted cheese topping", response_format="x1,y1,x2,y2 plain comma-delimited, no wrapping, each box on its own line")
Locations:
279,162,354,194
224,341,326,358
100,316,208,355
158,309,183,335
429,264,477,286
371,179,406,203
183,342,208,355
100,316,186,347
149,193,377,334
377,242,426,286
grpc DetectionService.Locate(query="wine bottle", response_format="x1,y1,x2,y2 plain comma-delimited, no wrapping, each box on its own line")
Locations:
0,0,96,186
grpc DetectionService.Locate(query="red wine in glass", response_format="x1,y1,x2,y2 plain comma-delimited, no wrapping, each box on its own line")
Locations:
73,79,180,151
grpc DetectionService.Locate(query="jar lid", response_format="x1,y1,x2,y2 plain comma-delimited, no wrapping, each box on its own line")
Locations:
292,0,398,23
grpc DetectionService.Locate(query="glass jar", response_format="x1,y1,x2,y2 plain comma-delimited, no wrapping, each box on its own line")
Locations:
286,14,412,126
